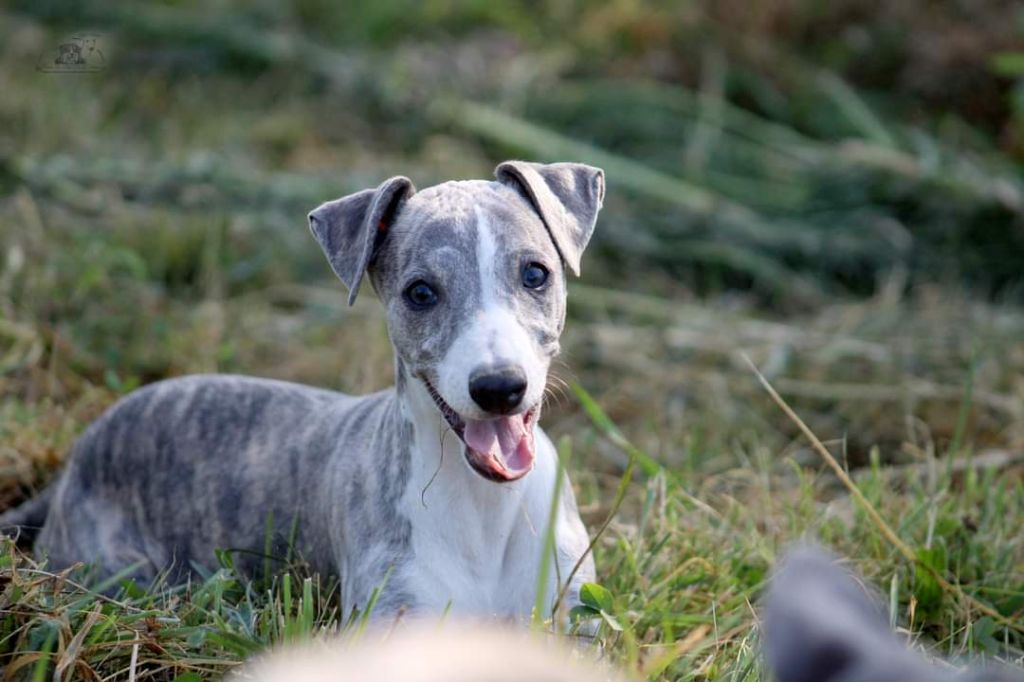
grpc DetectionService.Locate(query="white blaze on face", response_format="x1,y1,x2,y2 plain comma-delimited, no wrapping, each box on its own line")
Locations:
436,208,547,421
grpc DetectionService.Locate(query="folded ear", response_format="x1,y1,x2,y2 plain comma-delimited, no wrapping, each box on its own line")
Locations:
495,161,604,276
308,176,415,305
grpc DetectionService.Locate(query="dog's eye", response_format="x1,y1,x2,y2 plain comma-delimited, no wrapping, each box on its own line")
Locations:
522,263,549,289
404,281,439,309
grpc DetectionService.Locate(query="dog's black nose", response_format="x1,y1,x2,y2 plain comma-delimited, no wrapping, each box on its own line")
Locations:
469,366,527,415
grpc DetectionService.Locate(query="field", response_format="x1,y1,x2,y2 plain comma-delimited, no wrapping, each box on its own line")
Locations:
1,2,1023,679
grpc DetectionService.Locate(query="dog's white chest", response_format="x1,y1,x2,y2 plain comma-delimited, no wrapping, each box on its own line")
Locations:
406,520,542,617
401,440,560,618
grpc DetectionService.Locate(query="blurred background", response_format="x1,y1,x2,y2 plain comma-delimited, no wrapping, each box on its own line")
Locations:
0,1,1023,679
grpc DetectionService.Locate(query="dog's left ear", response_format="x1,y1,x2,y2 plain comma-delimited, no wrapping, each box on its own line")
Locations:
308,176,415,305
495,161,605,276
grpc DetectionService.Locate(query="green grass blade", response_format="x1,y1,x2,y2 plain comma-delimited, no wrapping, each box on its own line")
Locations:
533,436,569,629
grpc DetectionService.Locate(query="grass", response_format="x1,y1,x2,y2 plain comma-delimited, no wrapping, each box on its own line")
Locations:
1,2,1023,680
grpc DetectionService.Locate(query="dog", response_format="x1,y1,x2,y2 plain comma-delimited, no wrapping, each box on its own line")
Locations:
0,160,603,622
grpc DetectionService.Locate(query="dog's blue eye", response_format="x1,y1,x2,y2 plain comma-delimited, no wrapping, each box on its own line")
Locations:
522,263,549,289
404,281,438,309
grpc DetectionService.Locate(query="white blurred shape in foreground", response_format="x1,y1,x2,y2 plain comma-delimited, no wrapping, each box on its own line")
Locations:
229,622,624,682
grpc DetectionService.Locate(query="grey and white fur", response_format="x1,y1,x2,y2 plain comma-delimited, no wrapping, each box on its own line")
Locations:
0,161,603,621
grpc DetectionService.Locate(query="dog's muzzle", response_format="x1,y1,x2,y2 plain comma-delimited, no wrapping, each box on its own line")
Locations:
424,379,537,482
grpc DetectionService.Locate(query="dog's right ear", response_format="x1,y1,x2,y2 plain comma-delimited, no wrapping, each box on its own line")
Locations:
308,176,415,305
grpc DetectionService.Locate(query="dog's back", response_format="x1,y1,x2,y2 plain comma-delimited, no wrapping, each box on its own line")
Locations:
4,375,370,582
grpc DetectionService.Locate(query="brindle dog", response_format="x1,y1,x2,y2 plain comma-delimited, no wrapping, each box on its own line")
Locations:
1,161,603,621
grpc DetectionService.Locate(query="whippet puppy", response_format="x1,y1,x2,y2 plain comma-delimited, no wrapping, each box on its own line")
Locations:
0,161,603,622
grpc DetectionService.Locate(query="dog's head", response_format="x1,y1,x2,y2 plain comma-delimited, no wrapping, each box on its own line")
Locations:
309,161,604,483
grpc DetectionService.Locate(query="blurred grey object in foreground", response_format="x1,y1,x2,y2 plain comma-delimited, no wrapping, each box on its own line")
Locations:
764,545,1023,682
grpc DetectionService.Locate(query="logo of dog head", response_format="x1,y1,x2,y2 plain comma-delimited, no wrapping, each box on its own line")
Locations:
309,161,604,482
38,33,108,73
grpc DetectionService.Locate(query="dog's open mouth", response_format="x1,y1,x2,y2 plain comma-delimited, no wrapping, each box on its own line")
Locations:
424,380,536,482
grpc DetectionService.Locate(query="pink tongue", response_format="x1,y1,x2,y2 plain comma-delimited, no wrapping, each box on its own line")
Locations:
464,415,533,472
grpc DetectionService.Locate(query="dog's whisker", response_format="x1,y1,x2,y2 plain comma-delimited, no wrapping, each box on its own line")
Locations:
550,380,570,398
545,370,572,396
543,376,571,408
542,385,567,410
422,415,450,506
